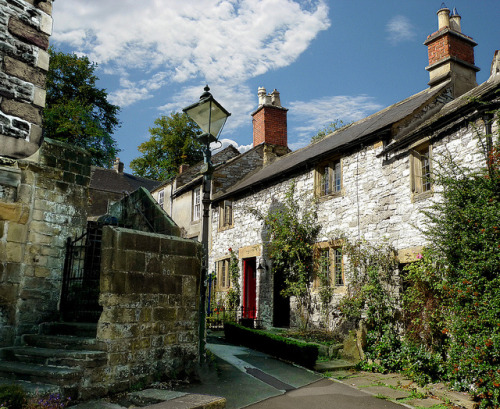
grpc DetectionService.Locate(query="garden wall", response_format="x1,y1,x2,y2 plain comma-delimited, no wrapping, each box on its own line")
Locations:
93,226,201,394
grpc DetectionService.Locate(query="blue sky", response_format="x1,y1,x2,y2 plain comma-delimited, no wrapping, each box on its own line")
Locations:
50,1,500,173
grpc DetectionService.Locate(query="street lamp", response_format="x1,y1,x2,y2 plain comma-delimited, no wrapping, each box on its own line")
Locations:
183,85,230,364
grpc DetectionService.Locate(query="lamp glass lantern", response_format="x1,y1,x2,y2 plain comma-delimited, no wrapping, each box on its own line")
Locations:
183,86,231,143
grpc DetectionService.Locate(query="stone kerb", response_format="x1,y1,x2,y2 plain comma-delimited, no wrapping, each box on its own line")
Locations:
97,226,201,394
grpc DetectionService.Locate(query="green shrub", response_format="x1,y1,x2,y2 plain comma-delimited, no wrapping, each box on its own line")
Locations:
0,384,26,409
224,322,319,368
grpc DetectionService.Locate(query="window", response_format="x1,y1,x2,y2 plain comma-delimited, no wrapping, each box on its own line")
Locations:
192,187,201,221
316,159,342,197
217,258,230,290
219,200,233,229
313,242,344,288
158,190,164,208
411,144,432,195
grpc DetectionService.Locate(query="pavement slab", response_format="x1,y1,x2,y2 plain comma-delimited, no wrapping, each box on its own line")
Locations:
246,378,409,409
404,397,446,408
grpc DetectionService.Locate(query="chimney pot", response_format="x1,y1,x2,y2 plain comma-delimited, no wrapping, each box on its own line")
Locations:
258,87,267,106
450,8,461,32
114,157,124,173
271,89,281,107
437,5,450,30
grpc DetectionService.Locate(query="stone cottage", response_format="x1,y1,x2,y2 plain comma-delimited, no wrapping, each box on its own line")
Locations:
209,6,500,329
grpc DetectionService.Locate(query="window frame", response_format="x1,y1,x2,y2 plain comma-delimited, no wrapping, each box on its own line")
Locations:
192,186,201,222
410,142,433,199
313,240,344,289
158,190,165,208
219,199,233,230
216,258,231,291
315,158,343,198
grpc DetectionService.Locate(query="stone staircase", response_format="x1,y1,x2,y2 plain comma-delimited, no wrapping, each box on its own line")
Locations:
0,322,106,398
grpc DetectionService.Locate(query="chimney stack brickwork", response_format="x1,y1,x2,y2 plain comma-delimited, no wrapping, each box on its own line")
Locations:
424,5,479,97
252,88,288,148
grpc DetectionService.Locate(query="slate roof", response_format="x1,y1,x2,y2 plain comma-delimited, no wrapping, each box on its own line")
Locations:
217,82,450,200
90,167,160,194
382,74,500,155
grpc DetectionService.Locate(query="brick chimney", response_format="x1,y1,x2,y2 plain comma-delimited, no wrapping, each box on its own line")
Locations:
424,5,479,97
252,88,288,148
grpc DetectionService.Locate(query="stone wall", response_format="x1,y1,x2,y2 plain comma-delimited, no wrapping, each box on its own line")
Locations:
0,0,53,159
210,118,489,329
0,138,90,346
95,226,201,394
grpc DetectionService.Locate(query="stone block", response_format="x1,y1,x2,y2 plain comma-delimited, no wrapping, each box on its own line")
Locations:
1,98,41,125
126,251,145,272
36,49,50,71
39,12,52,35
0,202,30,223
6,242,23,262
8,16,50,50
37,1,53,15
6,223,27,243
152,307,177,322
33,86,46,107
3,56,46,87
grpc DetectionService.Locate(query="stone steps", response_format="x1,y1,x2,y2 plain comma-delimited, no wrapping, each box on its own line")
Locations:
0,322,105,400
0,377,61,396
0,360,81,385
1,346,106,368
22,334,106,351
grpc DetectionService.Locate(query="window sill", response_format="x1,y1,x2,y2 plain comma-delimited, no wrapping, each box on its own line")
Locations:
411,189,433,203
316,190,344,202
218,224,234,232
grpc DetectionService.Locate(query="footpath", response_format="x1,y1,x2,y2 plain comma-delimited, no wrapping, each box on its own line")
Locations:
72,332,474,409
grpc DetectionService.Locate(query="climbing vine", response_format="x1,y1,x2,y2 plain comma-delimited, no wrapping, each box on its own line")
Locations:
226,248,240,310
250,181,321,329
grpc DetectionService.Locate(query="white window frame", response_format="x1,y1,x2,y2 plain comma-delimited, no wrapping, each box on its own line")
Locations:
192,187,201,221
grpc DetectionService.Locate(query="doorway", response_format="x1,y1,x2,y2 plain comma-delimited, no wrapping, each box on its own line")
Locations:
273,268,290,327
243,257,257,319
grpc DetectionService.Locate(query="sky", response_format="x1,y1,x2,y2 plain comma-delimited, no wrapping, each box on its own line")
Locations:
50,1,500,173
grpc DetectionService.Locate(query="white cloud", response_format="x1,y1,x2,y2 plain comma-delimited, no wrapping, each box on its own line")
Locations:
211,138,253,154
52,0,330,93
288,95,383,149
386,15,416,45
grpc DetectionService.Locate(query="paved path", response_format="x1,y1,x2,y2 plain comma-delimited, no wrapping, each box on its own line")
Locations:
73,332,473,409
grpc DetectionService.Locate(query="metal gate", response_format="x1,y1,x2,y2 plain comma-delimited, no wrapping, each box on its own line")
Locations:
60,222,103,322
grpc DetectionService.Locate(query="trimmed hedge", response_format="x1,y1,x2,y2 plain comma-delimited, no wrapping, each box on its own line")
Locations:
224,322,319,369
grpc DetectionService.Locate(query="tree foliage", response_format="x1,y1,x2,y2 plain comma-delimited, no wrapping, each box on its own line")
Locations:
130,112,203,181
43,48,120,167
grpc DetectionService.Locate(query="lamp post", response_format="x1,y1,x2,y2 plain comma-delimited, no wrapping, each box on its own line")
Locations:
183,85,230,363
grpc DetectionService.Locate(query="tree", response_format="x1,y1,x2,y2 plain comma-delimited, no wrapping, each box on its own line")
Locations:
311,119,352,144
130,112,204,181
43,48,120,167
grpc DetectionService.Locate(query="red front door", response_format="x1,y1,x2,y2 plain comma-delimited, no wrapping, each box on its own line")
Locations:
243,258,256,319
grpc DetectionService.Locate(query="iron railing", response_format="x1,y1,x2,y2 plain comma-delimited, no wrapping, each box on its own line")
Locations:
206,306,262,330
